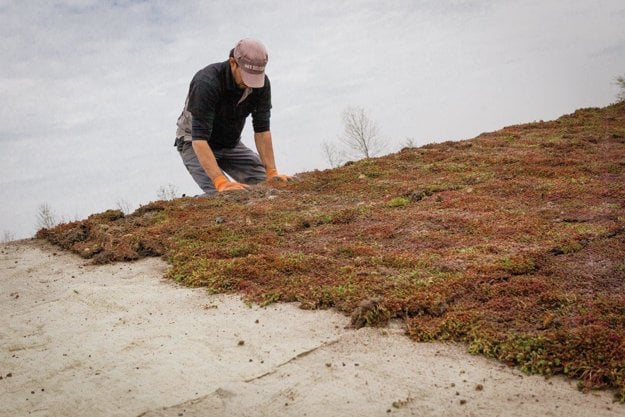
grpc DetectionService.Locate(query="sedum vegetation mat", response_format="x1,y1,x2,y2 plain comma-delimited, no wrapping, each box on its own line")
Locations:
39,102,625,401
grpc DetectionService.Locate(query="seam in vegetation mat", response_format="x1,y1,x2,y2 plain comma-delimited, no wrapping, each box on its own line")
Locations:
39,102,625,402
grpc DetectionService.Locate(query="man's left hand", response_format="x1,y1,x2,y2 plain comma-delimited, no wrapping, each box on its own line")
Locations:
266,168,293,182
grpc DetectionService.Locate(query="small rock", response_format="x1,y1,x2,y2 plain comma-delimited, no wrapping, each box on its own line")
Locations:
215,216,225,224
460,399,467,405
238,340,245,346
475,384,484,391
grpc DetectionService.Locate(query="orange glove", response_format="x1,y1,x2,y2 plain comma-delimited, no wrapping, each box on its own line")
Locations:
213,174,249,192
266,168,293,182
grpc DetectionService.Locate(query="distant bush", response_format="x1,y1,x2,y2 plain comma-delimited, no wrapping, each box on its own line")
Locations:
2,231,16,243
157,184,179,201
322,140,345,168
616,75,625,103
340,106,387,159
321,106,388,168
36,203,61,230
116,198,133,215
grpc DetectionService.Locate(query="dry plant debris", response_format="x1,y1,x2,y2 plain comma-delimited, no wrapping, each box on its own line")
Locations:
38,102,625,401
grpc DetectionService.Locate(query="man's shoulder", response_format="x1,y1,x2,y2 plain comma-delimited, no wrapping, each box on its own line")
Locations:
191,61,229,88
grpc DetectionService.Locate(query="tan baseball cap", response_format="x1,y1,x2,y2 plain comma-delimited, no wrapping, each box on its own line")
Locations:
233,38,268,88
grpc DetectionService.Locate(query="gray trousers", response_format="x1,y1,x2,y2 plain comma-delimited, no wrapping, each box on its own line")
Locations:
178,140,267,196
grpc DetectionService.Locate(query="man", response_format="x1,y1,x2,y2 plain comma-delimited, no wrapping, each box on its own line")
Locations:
174,38,290,194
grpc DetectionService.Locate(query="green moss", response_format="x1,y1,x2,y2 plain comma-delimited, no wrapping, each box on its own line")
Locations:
498,256,536,275
551,240,584,255
227,242,259,258
387,197,410,208
573,224,608,237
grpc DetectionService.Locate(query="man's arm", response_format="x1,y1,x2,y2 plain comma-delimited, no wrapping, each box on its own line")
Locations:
254,130,277,173
187,76,246,192
192,140,248,191
251,77,290,181
254,130,291,181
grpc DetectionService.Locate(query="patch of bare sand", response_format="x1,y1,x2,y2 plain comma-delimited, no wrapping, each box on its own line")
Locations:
0,240,620,417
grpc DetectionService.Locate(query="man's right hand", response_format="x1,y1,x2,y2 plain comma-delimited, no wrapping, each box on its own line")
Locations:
213,174,249,192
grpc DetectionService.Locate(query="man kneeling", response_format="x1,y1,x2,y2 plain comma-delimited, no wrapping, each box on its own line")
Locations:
174,38,291,195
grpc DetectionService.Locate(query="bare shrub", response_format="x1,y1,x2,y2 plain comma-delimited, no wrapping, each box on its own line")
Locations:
157,184,179,201
402,137,417,148
322,140,346,168
2,230,16,243
116,198,132,215
616,75,625,103
36,203,60,230
339,106,386,159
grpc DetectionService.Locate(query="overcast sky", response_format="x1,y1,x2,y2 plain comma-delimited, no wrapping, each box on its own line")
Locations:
1,0,624,239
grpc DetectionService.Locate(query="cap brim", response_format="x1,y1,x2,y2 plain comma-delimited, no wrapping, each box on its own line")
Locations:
240,70,265,88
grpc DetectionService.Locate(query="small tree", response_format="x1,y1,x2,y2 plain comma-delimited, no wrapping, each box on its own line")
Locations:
339,106,386,159
2,230,16,243
322,140,345,168
616,75,625,103
36,203,59,230
157,184,179,200
116,198,132,215
402,137,417,148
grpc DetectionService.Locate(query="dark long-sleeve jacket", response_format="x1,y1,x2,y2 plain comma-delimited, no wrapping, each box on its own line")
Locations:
175,60,271,149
